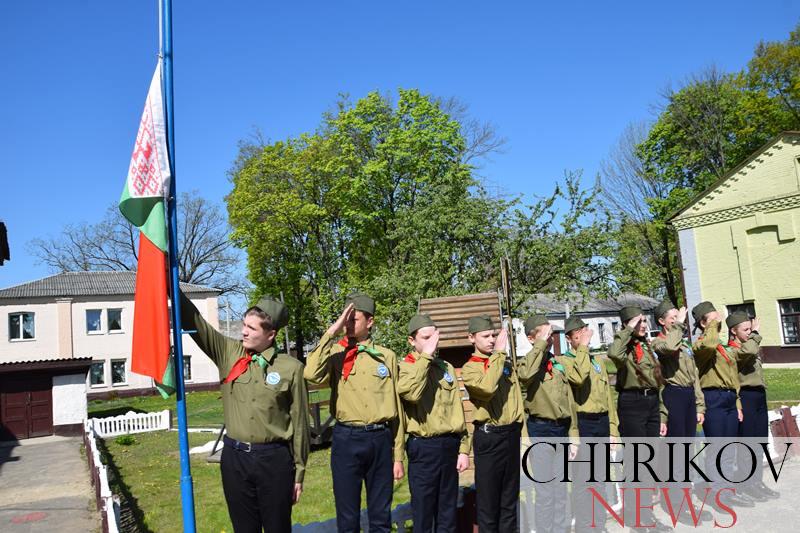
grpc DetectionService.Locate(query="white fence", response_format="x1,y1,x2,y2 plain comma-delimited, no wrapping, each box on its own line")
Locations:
89,409,171,437
84,419,120,533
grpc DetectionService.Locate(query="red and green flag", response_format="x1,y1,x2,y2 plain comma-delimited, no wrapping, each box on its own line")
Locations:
119,64,175,398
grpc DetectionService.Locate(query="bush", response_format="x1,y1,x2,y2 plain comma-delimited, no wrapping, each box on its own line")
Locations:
115,435,136,446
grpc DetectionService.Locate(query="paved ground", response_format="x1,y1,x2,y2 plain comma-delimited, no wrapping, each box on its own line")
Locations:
0,436,99,532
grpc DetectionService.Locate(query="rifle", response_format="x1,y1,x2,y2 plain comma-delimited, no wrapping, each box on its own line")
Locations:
499,257,517,366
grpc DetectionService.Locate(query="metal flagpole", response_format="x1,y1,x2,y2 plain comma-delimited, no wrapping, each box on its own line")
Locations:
160,0,197,530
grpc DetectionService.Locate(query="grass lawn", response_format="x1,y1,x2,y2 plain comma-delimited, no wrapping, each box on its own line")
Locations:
764,368,800,407
100,430,410,532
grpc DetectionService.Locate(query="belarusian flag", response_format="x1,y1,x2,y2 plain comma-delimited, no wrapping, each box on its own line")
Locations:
119,64,175,398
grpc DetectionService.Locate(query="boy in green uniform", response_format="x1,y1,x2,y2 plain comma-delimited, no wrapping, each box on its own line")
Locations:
397,314,470,533
561,316,619,533
179,292,309,533
461,315,523,533
691,302,754,509
727,312,779,502
651,301,705,437
304,293,404,533
517,314,578,533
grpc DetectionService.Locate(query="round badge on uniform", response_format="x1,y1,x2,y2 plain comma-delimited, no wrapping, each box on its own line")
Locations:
266,372,280,385
444,372,453,383
592,362,602,374
377,364,389,378
503,366,511,376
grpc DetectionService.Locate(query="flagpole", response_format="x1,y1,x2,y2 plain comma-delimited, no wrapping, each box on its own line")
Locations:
160,0,197,531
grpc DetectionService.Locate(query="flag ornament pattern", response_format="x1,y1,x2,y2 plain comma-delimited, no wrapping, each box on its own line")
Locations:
119,64,175,398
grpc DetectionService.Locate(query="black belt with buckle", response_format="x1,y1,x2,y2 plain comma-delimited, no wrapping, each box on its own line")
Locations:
337,421,389,432
473,421,522,434
577,412,609,420
223,435,287,452
621,388,658,396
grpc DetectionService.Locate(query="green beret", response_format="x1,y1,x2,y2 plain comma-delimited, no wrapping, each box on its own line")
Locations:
564,316,586,335
468,315,495,334
619,305,644,323
407,313,436,335
691,301,716,323
726,311,750,330
655,300,675,320
254,297,288,330
524,314,549,334
345,292,375,315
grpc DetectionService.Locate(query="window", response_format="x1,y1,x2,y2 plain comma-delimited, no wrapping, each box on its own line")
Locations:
780,299,800,345
611,321,620,333
90,361,105,386
111,360,127,385
108,308,123,332
598,322,607,343
183,356,192,382
86,309,102,334
727,303,756,318
8,312,35,340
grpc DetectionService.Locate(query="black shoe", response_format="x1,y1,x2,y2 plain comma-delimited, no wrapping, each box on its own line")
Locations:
756,480,780,499
723,493,755,508
740,485,769,502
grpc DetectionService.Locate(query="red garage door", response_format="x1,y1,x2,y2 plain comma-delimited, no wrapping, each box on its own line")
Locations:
0,375,53,440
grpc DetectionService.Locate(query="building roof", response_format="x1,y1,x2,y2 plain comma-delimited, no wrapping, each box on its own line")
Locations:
0,271,220,300
0,356,94,374
669,131,800,223
522,292,659,318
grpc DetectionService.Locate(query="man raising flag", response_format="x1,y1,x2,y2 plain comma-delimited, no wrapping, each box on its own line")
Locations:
119,64,174,397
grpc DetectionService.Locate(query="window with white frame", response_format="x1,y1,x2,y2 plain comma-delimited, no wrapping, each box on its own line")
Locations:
8,312,35,340
779,299,800,345
111,359,127,385
86,309,102,334
108,308,123,332
90,361,105,386
183,356,192,381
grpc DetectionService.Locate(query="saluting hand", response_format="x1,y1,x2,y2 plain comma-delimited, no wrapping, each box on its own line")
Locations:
420,329,440,356
677,307,688,325
579,327,593,347
751,317,761,333
456,453,470,473
495,327,509,352
326,303,354,338
535,324,553,342
626,315,642,331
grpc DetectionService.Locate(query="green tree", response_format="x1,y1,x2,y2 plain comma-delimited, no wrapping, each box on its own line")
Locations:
228,90,507,354
747,22,800,123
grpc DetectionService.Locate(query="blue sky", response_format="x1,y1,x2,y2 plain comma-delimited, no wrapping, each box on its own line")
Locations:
1,0,797,291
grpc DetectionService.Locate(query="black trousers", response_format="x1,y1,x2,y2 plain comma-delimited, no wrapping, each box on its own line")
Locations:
526,417,571,533
407,434,460,533
702,388,738,491
663,385,697,437
331,423,393,533
738,386,768,486
473,422,522,533
617,390,660,526
573,413,610,533
220,442,294,533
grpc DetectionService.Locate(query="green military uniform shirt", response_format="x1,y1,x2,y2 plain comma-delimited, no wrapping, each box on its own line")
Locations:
397,351,470,454
692,320,742,409
561,345,620,438
607,326,668,423
180,294,309,483
461,349,524,426
651,324,706,415
516,339,579,438
731,333,765,388
304,332,405,461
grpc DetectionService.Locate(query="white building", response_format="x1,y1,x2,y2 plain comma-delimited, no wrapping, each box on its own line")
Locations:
0,271,222,440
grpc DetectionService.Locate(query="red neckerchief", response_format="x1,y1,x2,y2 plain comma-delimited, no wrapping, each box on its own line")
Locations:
404,353,416,363
223,349,255,384
716,344,733,364
727,340,741,348
469,355,490,372
338,338,359,380
634,341,644,363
